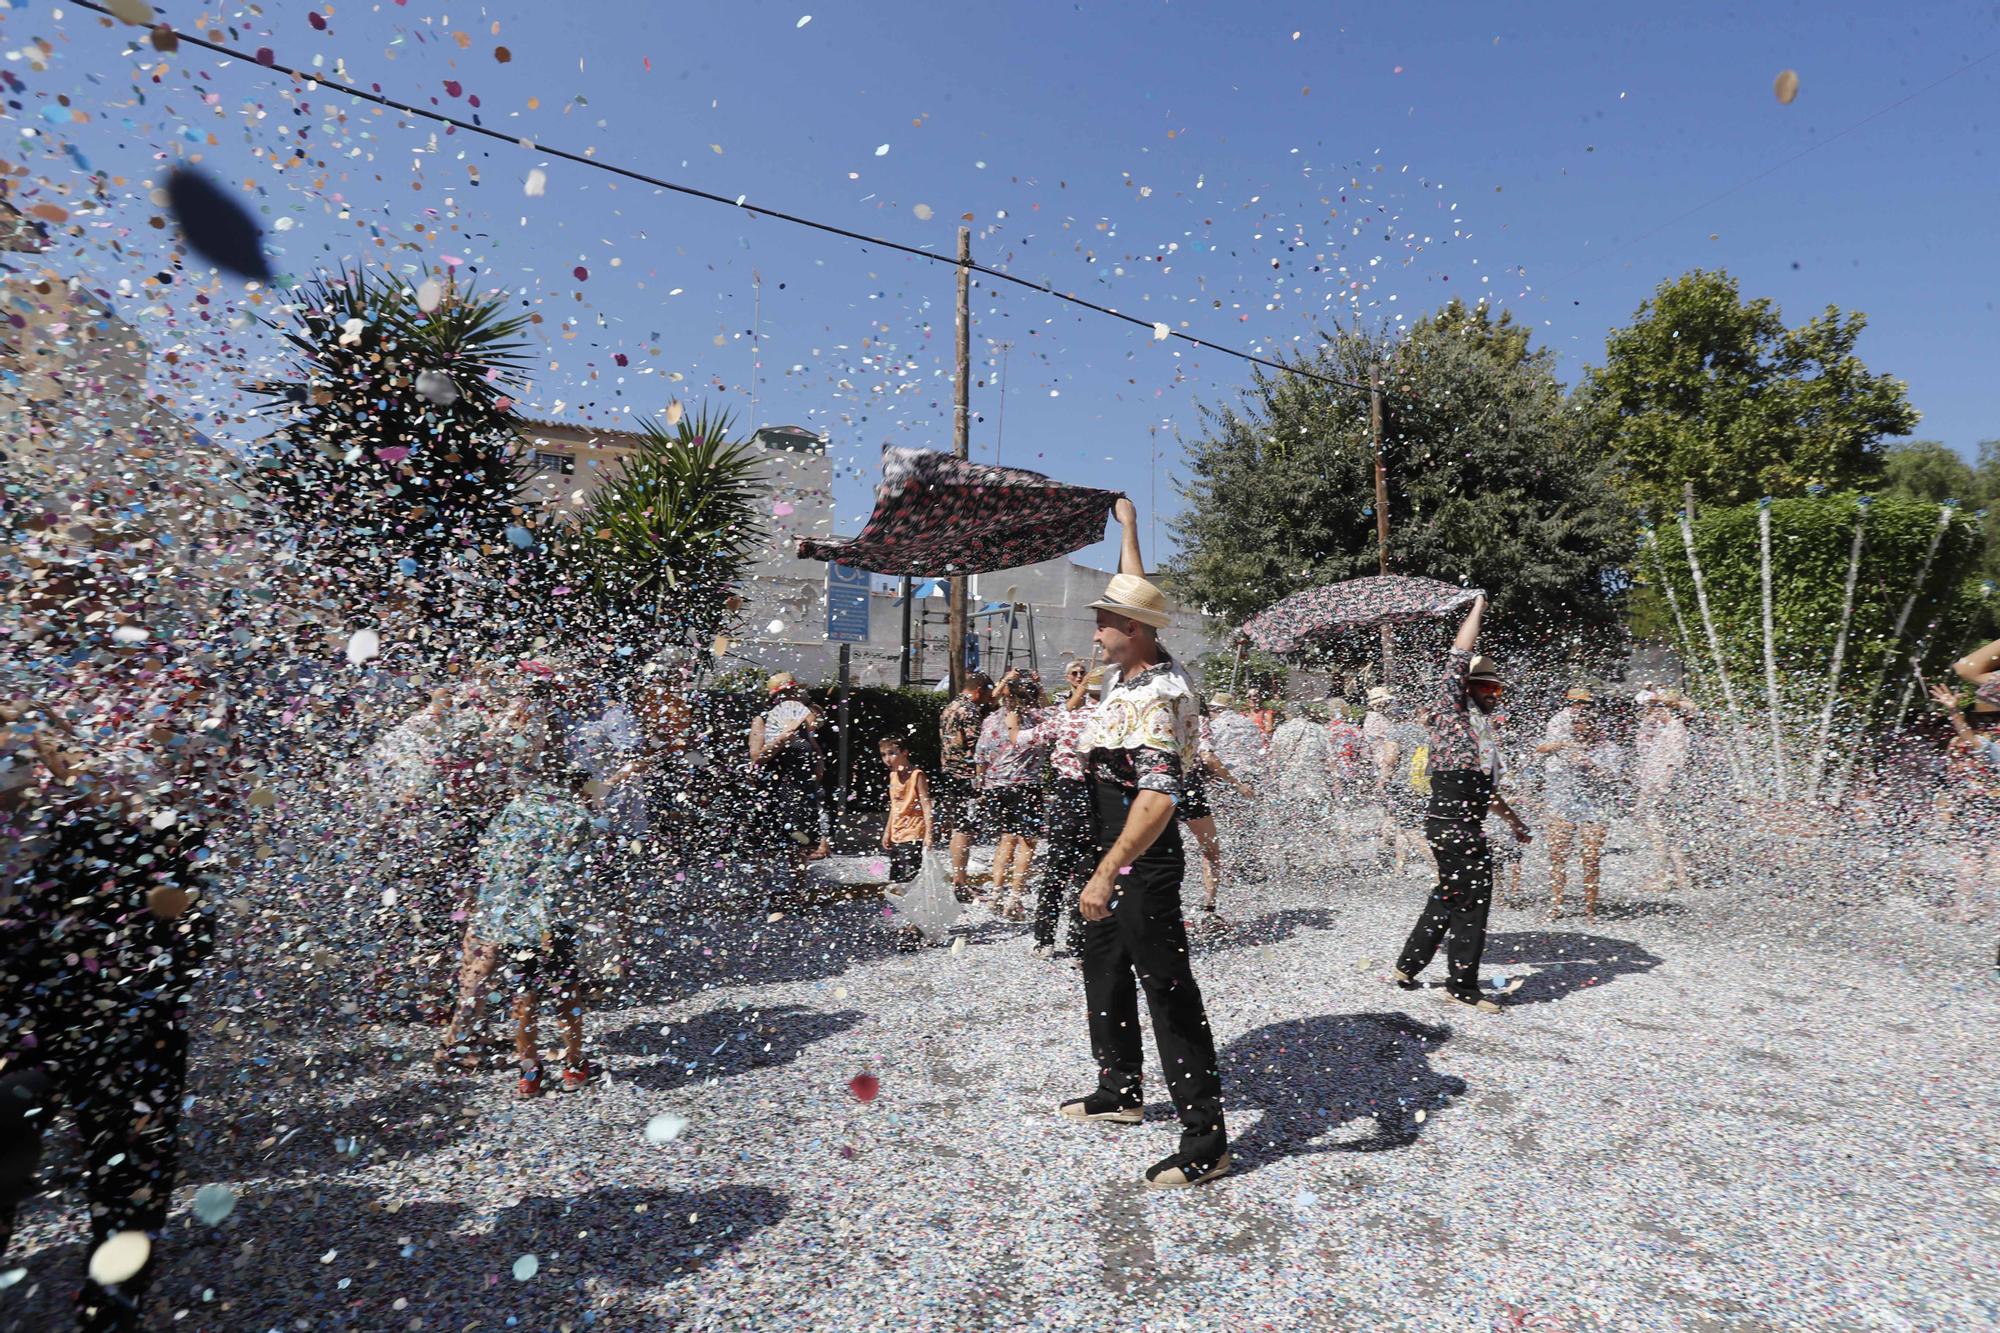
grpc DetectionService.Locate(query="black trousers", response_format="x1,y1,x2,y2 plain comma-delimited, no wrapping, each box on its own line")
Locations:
1037,778,1092,950
2,816,206,1332
1395,816,1495,1002
887,841,924,884
0,1024,188,1331
1079,782,1226,1159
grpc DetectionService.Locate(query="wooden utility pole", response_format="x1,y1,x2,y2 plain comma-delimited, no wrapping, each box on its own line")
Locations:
1370,358,1393,684
947,226,972,694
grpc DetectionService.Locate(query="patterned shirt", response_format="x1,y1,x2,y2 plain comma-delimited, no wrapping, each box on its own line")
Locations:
472,783,593,948
1034,700,1097,782
1425,648,1495,775
938,694,993,782
1078,656,1199,798
975,708,1052,789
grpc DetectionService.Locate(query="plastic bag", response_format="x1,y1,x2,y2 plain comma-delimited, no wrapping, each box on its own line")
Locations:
887,847,961,945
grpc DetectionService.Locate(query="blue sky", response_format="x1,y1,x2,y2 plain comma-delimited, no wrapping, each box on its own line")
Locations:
10,0,1998,566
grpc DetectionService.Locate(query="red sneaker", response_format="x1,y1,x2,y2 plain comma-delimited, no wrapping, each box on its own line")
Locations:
561,1061,600,1092
517,1064,546,1098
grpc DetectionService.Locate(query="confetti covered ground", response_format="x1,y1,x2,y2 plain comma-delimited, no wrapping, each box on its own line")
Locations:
4,827,1994,1333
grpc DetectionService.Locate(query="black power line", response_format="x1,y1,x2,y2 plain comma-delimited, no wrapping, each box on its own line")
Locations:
71,0,1382,400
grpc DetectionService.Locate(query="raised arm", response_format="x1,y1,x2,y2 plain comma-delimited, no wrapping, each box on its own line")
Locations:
1952,636,2000,685
1113,496,1145,577
1453,594,1486,655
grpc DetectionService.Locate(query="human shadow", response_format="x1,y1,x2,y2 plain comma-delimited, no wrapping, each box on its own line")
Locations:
600,903,902,1009
182,1078,477,1180
1192,905,1341,955
1480,931,1664,1007
599,1003,865,1091
1218,1011,1466,1176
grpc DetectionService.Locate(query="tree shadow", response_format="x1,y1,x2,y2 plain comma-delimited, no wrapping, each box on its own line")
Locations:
598,1003,865,1091
1480,931,1664,1007
182,1078,477,1180
1192,905,1341,955
4,1178,788,1331
595,904,902,1009
1217,1011,1466,1176
1582,898,1688,922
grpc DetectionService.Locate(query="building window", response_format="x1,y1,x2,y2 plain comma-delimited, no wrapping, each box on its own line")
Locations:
533,451,575,475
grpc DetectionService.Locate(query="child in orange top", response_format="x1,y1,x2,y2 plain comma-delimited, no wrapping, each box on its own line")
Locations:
879,736,934,885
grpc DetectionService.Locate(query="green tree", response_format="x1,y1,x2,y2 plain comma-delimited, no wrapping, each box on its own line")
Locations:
1879,440,2000,637
519,405,767,664
1649,494,1984,737
1584,269,1919,514
1167,303,1632,660
246,265,533,618
1881,440,1977,505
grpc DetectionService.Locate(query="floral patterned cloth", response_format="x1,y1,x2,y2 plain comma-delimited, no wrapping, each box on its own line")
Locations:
1036,701,1098,782
1079,656,1200,798
976,708,1052,788
471,783,593,949
796,446,1120,576
938,694,993,781
1241,575,1483,658
1425,648,1495,775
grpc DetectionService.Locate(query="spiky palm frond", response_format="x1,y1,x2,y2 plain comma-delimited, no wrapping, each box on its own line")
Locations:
242,264,535,597
545,405,768,648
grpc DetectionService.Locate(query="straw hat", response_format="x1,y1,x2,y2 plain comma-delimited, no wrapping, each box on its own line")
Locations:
1366,686,1395,706
1565,685,1595,703
767,672,797,695
1087,573,1171,629
1210,692,1237,710
1466,655,1502,685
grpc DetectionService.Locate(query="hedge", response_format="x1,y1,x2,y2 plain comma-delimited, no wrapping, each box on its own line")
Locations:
1645,494,1986,727
802,685,947,810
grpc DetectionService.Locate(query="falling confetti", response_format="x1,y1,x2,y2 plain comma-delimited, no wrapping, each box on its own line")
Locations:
644,1113,690,1144
512,1253,540,1282
848,1074,881,1102
525,169,548,197
86,1233,151,1287
163,168,272,282
344,628,381,665
1774,69,1801,104
192,1185,238,1224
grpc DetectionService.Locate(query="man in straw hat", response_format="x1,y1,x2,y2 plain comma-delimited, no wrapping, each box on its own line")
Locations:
1389,594,1532,1013
1059,498,1229,1188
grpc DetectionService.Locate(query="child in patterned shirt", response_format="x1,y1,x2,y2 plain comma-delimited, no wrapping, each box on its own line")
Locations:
438,727,598,1096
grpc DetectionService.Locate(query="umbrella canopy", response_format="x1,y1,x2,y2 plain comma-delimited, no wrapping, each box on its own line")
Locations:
1240,575,1482,658
797,446,1118,576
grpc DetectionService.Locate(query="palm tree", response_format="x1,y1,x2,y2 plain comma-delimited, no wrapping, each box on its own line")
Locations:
244,265,533,621
537,405,767,661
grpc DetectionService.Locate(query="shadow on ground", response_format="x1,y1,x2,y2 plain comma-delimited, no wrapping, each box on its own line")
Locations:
1218,1011,1466,1175
599,1003,865,1090
1481,931,1664,1007
1193,905,1342,955
2,1179,788,1333
586,903,903,1009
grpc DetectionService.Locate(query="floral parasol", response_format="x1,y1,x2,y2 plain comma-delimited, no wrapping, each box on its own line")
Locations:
797,446,1118,576
1239,575,1483,658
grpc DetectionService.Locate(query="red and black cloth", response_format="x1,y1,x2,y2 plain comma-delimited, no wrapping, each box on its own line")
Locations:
797,447,1119,576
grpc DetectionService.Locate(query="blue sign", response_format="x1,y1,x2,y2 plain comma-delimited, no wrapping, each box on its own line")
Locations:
826,562,871,643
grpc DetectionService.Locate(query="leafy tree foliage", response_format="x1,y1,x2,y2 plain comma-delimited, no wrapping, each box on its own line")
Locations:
535,405,768,659
1584,269,1918,514
245,266,533,620
1167,301,1632,663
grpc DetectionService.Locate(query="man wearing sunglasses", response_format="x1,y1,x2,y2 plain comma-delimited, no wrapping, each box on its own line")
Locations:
1389,594,1531,1013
